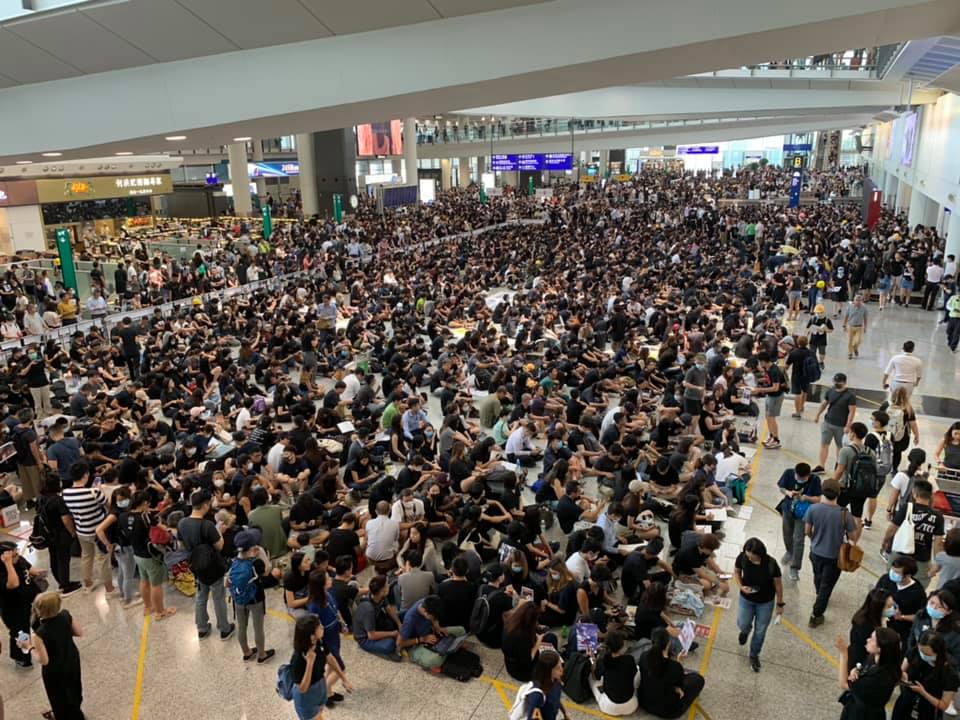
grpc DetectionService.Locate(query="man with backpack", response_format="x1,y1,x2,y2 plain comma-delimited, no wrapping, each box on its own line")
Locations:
785,336,820,419
177,490,234,641
861,411,894,530
832,422,879,525
228,528,276,664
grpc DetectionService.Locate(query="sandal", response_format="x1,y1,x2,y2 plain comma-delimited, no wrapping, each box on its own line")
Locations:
153,608,177,621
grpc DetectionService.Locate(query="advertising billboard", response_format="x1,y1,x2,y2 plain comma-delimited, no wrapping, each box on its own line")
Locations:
356,120,404,156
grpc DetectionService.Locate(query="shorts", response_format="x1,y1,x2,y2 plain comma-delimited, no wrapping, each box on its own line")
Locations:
838,492,867,517
877,278,891,292
788,291,802,303
134,555,168,586
901,279,914,291
683,398,702,416
790,376,810,395
820,422,845,448
293,678,328,720
764,395,784,417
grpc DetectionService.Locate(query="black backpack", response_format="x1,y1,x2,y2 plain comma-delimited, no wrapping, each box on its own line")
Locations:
469,594,491,636
562,651,593,703
844,449,880,499
189,543,228,586
441,648,483,682
29,497,52,551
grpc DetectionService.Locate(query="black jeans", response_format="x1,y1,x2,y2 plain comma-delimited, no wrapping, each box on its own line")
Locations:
2,604,32,664
125,353,140,380
948,318,960,352
923,282,940,311
811,553,841,618
49,537,74,589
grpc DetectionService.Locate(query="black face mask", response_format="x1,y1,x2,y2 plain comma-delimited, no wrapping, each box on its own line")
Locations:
834,383,844,390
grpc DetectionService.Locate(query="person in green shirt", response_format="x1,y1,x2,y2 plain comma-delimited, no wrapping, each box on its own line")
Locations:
247,488,288,559
946,292,960,352
479,387,510,429
492,408,512,447
381,397,406,432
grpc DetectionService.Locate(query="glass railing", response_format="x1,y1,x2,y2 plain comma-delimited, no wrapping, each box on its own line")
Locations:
417,115,796,145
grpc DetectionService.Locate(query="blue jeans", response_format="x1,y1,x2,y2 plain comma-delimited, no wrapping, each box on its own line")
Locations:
116,545,139,602
195,578,231,634
359,636,397,656
737,597,774,658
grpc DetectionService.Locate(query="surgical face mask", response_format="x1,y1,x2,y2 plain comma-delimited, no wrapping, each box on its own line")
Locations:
883,605,897,619
889,569,903,584
550,572,561,581
834,382,844,390
214,479,225,489
919,650,937,665
117,499,130,509
511,564,523,574
185,448,196,457
696,363,705,371
927,603,946,620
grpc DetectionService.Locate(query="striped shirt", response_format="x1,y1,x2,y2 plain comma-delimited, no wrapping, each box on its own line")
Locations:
62,486,107,537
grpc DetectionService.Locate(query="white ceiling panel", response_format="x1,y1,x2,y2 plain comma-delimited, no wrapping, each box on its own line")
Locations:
430,0,552,17
301,0,439,35
83,0,239,63
185,0,332,49
6,11,154,73
0,26,81,83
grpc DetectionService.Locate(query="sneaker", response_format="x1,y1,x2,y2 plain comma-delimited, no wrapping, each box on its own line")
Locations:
60,583,83,597
808,615,825,628
780,553,791,565
738,631,749,646
788,568,800,582
790,413,802,419
198,628,212,640
386,652,403,663
848,353,853,359
854,349,859,357
257,649,276,664
880,550,891,564
220,623,236,641
812,465,825,473
765,440,782,449
862,519,872,530
750,656,761,672
945,701,957,716
328,693,345,703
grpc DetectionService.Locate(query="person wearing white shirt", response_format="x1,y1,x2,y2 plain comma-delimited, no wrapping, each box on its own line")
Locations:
945,254,957,280
924,261,945,311
505,422,540,466
266,437,288,472
715,447,748,484
22,304,44,336
341,371,361,403
86,289,108,319
390,488,425,539
365,500,400,571
565,542,600,583
235,403,252,433
882,341,923,399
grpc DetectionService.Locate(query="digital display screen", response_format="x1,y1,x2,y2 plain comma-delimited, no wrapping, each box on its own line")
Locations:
901,112,918,167
677,145,719,155
356,120,404,156
490,153,573,171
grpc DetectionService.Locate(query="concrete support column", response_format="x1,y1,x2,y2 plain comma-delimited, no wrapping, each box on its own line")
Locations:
895,178,910,216
599,149,610,176
251,140,267,199
403,118,417,186
947,210,960,263
908,187,928,229
923,200,941,229
440,158,452,191
296,133,319,218
458,157,471,187
477,156,486,176
883,172,898,207
227,142,252,217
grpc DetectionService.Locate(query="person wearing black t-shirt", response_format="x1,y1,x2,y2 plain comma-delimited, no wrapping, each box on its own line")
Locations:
590,628,640,715
622,538,672,601
835,627,901,720
476,565,514,649
893,631,959,720
874,555,927,645
290,614,351,718
734,538,783,672
556,482,602,534
437,556,477,629
324,514,361,571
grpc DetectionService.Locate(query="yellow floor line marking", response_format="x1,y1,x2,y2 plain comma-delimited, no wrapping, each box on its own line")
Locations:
780,616,839,669
267,607,294,623
694,702,714,720
130,615,151,720
742,424,768,506
686,605,722,720
491,678,512,710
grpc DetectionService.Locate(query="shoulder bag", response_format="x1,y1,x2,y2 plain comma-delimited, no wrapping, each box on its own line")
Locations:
837,508,863,572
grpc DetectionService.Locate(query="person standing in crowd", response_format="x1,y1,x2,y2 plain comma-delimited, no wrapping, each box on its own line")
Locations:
882,341,923,400
805,479,860,627
881,479,944,584
923,257,945,311
874,555,927,644
13,407,44,509
288,613,351,720
129,491,175,622
735,537,784,672
934,422,960,470
785,336,817,419
806,304,833,370
777,462,822,581
1,541,47,669
885,388,920,472
834,628,902,719
846,588,894,672
229,528,276,664
17,592,85,720
754,351,785,450
814,373,857,473
831,422,876,524
37,473,81,596
842,293,869,359
946,290,960,352
178,490,234,641
892,630,958,720
62,461,113,594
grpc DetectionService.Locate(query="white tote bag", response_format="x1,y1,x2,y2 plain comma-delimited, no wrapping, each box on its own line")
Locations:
891,502,915,556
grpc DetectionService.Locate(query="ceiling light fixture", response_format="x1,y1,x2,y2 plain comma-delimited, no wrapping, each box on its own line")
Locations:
115,151,133,156
233,136,252,142
41,152,62,157
165,135,187,141
15,160,32,165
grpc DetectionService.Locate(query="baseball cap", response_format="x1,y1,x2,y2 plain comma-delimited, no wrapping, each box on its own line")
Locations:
234,528,262,551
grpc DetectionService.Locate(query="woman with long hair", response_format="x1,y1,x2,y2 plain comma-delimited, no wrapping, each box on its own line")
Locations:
305,570,346,696
540,556,578,627
396,523,442,577
288,614,351,720
892,630,958,720
17,592,84,720
502,600,558,682
590,628,640,716
888,387,920,472
906,590,960,670
935,421,960,471
516,650,567,720
835,627,902,720
848,588,894,671
887,448,927,520
734,537,784,672
638,627,705,718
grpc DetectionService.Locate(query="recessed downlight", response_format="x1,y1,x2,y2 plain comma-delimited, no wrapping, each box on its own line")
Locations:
41,152,62,157
165,135,187,141
233,136,252,142
115,151,134,156
15,160,32,165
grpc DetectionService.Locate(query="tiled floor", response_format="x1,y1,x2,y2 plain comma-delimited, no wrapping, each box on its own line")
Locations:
1,302,957,720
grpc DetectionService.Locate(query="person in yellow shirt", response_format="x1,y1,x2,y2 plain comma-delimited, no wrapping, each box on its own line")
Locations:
57,290,78,325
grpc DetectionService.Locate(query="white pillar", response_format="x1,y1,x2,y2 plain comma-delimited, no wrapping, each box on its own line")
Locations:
599,149,610,176
908,187,927,228
296,133,319,218
251,139,267,200
477,156,486,176
923,199,940,229
228,142,252,217
403,118,417,186
440,158,452,191
458,157,471,187
883,172,898,207
947,210,960,263
895,178,910,216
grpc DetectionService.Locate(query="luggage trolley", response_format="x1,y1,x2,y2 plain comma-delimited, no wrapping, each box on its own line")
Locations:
932,466,960,530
